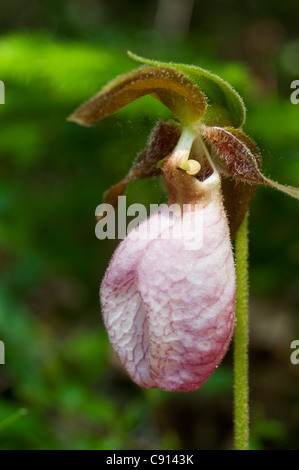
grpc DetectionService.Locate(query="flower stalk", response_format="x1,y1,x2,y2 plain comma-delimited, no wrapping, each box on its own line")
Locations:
234,212,249,450
68,52,299,448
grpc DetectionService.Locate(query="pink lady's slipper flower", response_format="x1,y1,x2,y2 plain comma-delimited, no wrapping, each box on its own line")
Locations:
69,53,299,392
100,128,236,391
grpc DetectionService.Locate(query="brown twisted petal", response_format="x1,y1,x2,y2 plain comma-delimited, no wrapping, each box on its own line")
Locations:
218,128,261,237
67,66,207,126
201,126,264,184
201,126,299,235
97,121,181,220
223,127,261,168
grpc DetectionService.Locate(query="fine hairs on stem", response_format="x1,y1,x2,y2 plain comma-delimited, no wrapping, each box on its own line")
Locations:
234,212,249,450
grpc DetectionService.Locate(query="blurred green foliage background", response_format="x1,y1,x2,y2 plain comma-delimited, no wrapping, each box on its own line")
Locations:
0,0,298,450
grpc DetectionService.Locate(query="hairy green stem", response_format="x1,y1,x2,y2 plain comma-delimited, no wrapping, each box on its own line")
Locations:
234,212,249,450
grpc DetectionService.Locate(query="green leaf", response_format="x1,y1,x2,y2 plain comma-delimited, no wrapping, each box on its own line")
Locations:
128,51,246,128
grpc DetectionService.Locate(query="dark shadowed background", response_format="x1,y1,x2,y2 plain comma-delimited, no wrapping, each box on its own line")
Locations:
0,0,298,450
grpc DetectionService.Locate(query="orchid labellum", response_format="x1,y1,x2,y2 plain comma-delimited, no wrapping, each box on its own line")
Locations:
69,53,299,393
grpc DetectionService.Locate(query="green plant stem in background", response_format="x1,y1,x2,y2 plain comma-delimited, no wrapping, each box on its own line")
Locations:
234,212,249,450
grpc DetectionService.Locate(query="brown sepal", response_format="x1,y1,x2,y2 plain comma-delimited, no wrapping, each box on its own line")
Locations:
68,66,206,126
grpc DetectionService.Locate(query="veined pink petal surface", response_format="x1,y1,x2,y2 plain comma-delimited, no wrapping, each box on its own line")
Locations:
100,180,236,392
